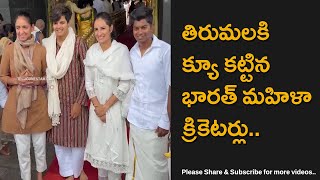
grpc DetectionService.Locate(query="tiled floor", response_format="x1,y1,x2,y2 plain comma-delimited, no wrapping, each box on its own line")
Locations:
0,141,55,180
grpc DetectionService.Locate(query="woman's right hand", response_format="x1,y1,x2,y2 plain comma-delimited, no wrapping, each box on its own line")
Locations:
91,98,107,122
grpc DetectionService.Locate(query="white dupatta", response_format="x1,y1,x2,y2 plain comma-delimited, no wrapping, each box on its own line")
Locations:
85,41,134,119
42,27,75,126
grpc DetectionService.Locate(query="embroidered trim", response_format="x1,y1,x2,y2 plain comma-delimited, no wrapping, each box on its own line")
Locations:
87,89,96,99
113,88,126,101
84,153,129,173
50,114,61,126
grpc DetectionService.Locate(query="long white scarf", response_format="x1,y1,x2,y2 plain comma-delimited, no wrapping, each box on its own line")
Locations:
42,27,75,126
85,40,135,118
14,37,37,129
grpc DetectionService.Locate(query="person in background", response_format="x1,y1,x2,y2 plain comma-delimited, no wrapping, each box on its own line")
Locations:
31,19,45,44
0,13,6,35
35,19,46,32
0,35,11,58
0,11,52,180
112,0,123,12
35,19,46,43
76,0,96,48
125,6,171,180
128,0,135,15
123,0,131,26
93,0,107,13
55,0,92,34
0,79,9,156
1,23,16,41
92,0,112,14
103,0,113,14
134,0,145,9
0,36,11,156
42,4,89,180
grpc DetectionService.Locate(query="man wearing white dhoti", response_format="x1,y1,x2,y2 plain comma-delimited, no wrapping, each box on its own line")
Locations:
125,6,171,180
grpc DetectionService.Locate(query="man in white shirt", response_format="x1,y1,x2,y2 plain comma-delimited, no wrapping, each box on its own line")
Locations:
126,6,170,180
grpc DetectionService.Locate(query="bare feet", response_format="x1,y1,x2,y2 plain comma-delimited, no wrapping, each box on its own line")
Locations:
37,172,43,180
0,144,10,156
80,170,88,180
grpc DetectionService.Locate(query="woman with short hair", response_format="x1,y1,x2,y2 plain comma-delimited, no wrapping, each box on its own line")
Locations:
42,3,89,180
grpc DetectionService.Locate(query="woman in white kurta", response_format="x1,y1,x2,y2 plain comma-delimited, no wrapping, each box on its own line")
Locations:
84,12,134,180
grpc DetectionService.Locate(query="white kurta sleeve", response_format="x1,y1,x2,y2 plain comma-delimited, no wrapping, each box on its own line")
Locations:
113,79,131,101
85,65,97,99
158,47,171,130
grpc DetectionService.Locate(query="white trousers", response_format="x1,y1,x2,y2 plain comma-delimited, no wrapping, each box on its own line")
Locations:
98,168,122,180
14,132,47,180
125,124,169,180
54,145,85,178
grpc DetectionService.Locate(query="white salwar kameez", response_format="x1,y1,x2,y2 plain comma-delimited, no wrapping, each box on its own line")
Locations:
84,40,134,177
